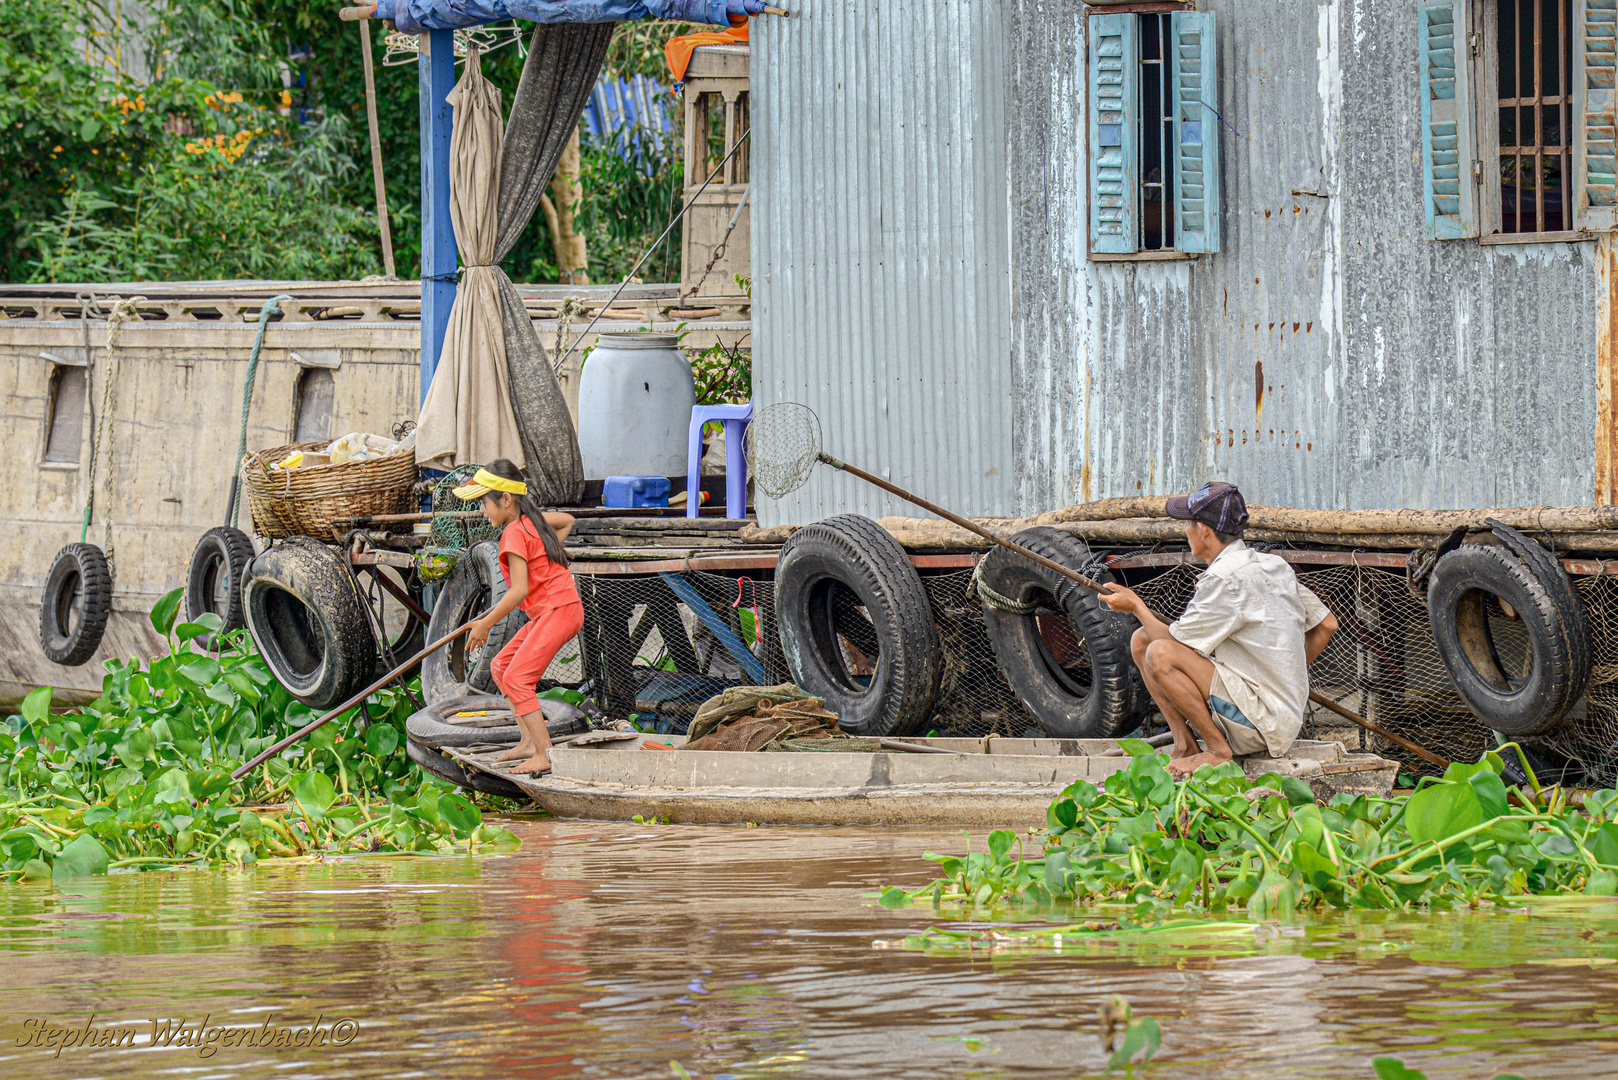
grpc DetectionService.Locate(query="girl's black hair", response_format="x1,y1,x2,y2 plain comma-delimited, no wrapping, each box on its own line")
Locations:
483,459,569,567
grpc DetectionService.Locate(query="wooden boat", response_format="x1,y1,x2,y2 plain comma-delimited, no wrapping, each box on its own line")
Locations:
435,732,1398,827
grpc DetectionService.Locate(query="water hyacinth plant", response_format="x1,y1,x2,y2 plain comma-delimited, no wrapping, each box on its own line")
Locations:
0,588,519,882
884,740,1618,915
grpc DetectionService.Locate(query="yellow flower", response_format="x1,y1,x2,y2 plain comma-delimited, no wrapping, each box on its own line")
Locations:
279,89,292,107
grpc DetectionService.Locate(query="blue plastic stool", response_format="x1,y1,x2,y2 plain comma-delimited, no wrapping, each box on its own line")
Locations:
687,402,753,518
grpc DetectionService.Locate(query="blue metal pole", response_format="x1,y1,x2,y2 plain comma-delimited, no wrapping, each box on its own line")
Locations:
419,27,457,404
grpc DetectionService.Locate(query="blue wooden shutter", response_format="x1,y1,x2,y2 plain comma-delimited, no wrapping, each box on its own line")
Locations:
1577,0,1618,230
1089,13,1138,255
1170,10,1220,253
1420,1,1477,239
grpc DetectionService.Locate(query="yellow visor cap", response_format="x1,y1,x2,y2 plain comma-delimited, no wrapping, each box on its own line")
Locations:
452,467,527,501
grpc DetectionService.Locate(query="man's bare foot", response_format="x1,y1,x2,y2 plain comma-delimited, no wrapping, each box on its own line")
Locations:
494,741,534,762
1168,750,1230,778
509,754,552,775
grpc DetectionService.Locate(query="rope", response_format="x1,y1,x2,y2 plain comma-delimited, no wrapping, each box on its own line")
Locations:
76,293,104,544
967,558,1041,616
227,295,292,526
82,295,146,583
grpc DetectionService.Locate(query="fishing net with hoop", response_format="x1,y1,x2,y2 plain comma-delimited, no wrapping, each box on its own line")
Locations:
745,402,823,500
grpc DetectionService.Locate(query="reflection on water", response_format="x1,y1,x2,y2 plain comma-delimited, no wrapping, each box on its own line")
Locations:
0,821,1614,1078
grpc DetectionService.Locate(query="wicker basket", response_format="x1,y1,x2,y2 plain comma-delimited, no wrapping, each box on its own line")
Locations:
243,440,418,540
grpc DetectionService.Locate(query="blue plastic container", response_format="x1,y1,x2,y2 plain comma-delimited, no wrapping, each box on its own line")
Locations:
602,474,671,508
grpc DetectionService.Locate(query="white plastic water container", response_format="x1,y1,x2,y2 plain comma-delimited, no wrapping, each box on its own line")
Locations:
575,333,696,481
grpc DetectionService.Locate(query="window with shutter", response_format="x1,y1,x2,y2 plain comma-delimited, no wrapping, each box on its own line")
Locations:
1578,0,1618,229
1171,10,1221,253
1089,13,1139,255
1421,1,1480,239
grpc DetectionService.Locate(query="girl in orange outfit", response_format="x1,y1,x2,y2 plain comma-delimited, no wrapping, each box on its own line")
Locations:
455,459,582,776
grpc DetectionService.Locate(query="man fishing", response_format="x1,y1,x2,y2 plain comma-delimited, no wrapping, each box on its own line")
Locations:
1098,482,1339,776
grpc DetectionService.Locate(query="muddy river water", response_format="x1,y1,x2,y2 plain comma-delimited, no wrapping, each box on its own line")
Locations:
0,820,1614,1079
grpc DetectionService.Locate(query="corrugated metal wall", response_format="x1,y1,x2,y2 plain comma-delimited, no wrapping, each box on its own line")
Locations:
757,0,1604,524
751,1,1014,526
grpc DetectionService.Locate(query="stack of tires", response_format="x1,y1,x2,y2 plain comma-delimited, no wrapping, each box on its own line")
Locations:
772,516,1153,739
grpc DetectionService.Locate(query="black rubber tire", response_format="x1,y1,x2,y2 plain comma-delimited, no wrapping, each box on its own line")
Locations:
406,738,526,799
422,541,528,703
977,528,1151,738
183,526,255,649
1427,542,1591,736
242,539,377,710
774,515,942,737
405,693,590,749
39,543,113,667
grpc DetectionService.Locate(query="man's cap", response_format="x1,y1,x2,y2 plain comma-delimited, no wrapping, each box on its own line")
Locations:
1165,481,1249,533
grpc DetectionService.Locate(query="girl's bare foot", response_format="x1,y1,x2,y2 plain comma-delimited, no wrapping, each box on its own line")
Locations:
1168,751,1229,778
509,754,552,775
494,741,534,762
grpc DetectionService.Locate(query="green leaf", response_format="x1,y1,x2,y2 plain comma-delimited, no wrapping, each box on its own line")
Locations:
187,767,232,800
1052,798,1079,829
365,724,399,758
1117,738,1156,758
1404,782,1484,846
20,687,52,727
236,811,262,839
986,829,1016,863
1292,840,1339,880
1247,866,1299,919
149,587,184,636
291,771,336,821
1585,869,1618,896
438,792,481,836
174,619,218,642
878,886,909,909
1280,776,1316,808
178,657,221,685
205,680,238,707
537,687,586,705
1465,769,1508,821
79,116,101,141
1591,823,1618,867
1372,1058,1428,1080
81,806,114,826
221,671,260,702
52,833,109,878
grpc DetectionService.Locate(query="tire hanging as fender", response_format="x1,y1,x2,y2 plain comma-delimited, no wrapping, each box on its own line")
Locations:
422,541,528,703
241,538,377,710
774,514,942,738
1425,526,1591,736
183,526,256,649
39,543,113,666
975,527,1151,738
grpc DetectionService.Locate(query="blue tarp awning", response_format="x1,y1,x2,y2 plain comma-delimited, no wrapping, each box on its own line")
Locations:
372,0,735,33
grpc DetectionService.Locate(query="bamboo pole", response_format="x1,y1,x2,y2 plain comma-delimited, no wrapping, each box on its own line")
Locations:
358,16,396,278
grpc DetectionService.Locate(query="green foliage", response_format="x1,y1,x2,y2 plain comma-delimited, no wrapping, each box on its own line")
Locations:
26,112,380,282
691,332,752,406
888,749,1618,914
0,587,518,882
574,125,685,285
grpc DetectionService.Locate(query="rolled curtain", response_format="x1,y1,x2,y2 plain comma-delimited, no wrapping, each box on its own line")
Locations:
494,23,615,506
414,25,615,505
415,45,527,472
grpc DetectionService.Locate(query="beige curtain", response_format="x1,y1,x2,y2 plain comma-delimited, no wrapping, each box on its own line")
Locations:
415,46,527,471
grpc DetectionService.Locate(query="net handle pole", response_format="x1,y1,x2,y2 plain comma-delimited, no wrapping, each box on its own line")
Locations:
1306,690,1450,769
818,454,1110,594
230,622,473,781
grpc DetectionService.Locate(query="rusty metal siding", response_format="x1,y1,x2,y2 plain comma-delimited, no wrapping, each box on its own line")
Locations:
750,1,1014,526
1008,0,1603,515
755,0,1605,525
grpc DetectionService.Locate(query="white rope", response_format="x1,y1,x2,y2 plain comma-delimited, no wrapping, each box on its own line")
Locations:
89,295,145,585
